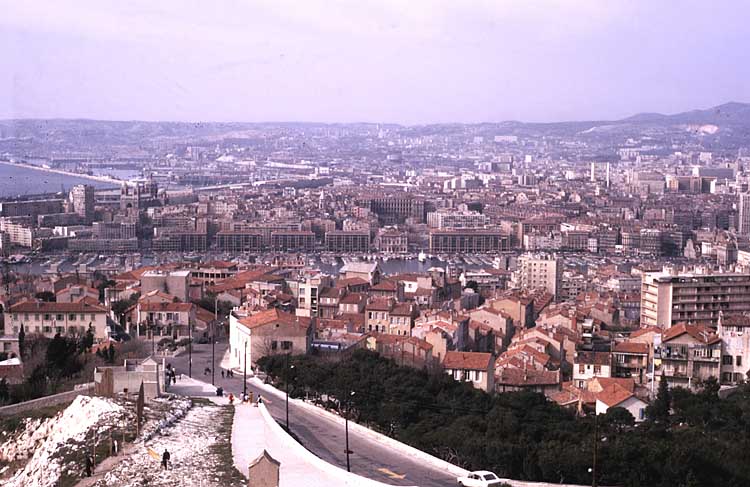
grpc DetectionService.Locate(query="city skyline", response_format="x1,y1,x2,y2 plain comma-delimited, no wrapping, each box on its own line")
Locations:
2,1,750,124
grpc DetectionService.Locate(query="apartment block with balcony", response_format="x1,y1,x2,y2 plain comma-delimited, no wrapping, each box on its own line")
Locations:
659,323,721,389
641,269,750,329
612,341,650,383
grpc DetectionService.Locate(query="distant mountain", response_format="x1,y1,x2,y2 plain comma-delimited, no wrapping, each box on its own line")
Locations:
621,101,750,126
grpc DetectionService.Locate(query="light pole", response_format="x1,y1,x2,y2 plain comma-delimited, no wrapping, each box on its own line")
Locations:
285,353,294,430
188,321,192,378
212,296,217,386
243,340,248,399
591,413,599,487
345,391,355,472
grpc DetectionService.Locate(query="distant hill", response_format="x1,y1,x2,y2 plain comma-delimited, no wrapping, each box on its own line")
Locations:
621,101,750,126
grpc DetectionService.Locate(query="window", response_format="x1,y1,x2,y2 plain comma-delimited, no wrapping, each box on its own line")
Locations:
271,341,278,350
56,314,63,321
34,314,39,320
24,313,29,320
578,364,585,373
90,314,96,321
80,314,85,321
723,355,733,365
282,341,292,350
43,326,51,333
11,314,17,321
56,326,64,334
737,356,743,367
69,314,76,321
594,365,601,374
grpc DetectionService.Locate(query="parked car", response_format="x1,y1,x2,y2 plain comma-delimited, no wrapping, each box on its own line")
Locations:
457,470,504,487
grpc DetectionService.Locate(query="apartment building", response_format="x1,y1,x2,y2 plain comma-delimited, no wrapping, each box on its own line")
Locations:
426,210,490,229
641,268,750,329
515,253,563,298
429,229,509,253
325,230,371,253
216,231,263,252
659,323,721,389
0,199,63,219
5,300,109,340
271,231,316,252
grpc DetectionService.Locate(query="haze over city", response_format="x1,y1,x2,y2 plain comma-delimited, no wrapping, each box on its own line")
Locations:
2,0,750,124
3,3,750,487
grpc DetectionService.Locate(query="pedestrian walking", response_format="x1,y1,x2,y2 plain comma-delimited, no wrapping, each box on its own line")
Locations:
221,370,225,379
85,455,93,477
112,438,119,456
162,449,171,470
228,393,234,405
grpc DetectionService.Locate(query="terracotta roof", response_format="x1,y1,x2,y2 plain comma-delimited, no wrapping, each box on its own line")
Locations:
574,351,612,366
140,302,195,312
237,308,306,330
9,300,107,313
595,383,634,408
629,326,661,338
443,351,492,370
340,293,366,305
613,341,649,355
721,314,750,328
366,298,394,312
496,367,560,386
662,323,720,345
391,304,414,316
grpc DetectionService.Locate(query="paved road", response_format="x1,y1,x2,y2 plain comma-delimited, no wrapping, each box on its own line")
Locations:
167,340,457,487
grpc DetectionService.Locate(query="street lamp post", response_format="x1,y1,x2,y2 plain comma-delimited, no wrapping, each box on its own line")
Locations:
243,340,248,399
285,353,295,430
188,321,192,378
592,413,599,487
212,296,217,386
345,390,355,472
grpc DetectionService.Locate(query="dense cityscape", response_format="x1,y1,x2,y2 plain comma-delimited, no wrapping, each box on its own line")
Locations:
3,2,750,487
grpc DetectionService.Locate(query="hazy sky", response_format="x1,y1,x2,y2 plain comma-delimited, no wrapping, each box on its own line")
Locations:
1,1,749,124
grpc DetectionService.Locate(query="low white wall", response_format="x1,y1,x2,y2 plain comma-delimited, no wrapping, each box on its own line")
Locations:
253,378,598,487
258,401,416,487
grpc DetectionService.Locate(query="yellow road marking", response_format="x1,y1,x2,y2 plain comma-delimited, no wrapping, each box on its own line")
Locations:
378,467,406,480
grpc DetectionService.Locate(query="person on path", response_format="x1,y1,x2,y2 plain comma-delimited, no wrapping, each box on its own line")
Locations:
221,370,225,379
162,450,170,470
85,454,93,477
228,393,234,405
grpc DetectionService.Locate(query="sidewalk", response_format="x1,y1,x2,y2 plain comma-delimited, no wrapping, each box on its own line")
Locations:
74,443,138,487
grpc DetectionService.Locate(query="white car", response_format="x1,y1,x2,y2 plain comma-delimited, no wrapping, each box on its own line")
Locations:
457,470,505,487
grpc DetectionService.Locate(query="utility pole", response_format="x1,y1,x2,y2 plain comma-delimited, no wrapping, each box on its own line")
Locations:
188,321,192,378
243,340,247,399
212,296,217,386
345,390,355,472
285,353,294,430
592,413,598,487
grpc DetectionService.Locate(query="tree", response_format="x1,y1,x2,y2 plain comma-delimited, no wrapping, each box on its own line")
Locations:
18,323,25,360
646,372,671,422
107,343,116,364
80,324,94,353
34,291,56,302
0,377,8,402
602,407,635,433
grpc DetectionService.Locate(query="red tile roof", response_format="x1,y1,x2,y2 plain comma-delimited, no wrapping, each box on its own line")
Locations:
9,300,107,313
443,351,492,370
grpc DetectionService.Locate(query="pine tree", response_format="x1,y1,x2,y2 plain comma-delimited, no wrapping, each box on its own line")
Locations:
18,324,25,360
647,372,671,422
